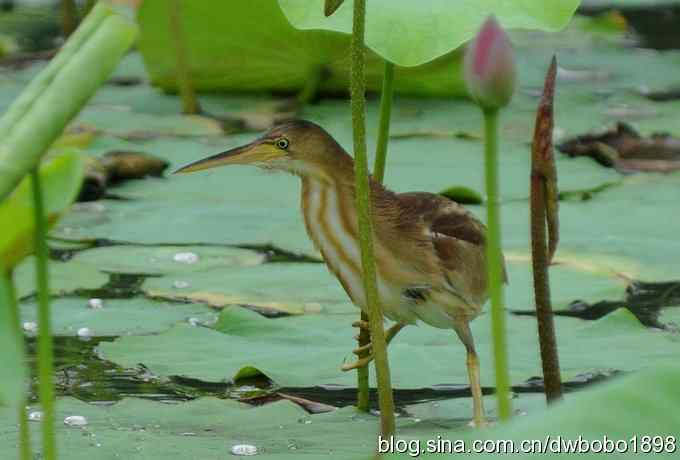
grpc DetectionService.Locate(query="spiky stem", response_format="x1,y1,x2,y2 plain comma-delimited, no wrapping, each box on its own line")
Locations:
483,108,511,421
350,0,395,436
357,60,396,413
530,175,563,402
31,169,56,460
531,57,563,403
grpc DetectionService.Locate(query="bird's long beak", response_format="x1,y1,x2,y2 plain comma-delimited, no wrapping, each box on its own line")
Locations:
173,140,282,174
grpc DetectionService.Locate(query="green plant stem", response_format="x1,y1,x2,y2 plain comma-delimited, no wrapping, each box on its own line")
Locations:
373,61,395,183
356,311,370,412
18,397,32,460
168,0,200,114
31,169,56,460
483,108,511,421
357,62,396,412
357,61,396,413
350,0,395,436
5,273,32,460
61,0,79,37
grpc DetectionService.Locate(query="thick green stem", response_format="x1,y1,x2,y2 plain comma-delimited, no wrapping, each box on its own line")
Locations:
31,169,56,460
0,3,138,201
168,0,200,114
373,61,395,183
5,273,32,460
350,0,395,436
483,108,511,421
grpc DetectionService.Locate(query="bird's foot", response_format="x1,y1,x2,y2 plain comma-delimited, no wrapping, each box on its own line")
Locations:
341,353,374,371
343,320,374,370
467,417,491,428
352,319,370,331
353,342,372,355
342,321,406,371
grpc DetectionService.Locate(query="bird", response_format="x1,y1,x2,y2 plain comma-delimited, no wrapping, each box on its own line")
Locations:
175,120,505,427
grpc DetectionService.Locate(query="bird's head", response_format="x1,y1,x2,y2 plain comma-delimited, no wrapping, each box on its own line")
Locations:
174,120,350,180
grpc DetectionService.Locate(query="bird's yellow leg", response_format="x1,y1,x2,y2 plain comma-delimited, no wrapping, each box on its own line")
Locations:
466,349,488,427
341,323,405,371
454,320,488,428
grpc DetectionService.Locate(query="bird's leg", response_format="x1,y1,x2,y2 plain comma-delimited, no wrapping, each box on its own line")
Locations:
454,320,488,428
342,322,405,371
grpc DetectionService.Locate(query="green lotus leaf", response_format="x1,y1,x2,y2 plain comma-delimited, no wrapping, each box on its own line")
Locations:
278,0,581,66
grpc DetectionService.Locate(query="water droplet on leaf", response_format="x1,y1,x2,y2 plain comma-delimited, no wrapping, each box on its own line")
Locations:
64,415,88,426
173,252,199,264
230,444,257,456
173,280,190,289
88,298,104,309
77,327,93,340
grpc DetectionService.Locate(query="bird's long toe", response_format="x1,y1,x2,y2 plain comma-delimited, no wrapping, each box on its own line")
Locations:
351,319,370,331
353,343,373,356
341,354,374,372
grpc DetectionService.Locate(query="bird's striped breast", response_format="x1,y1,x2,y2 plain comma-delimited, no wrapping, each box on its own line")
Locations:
302,179,366,307
300,179,422,326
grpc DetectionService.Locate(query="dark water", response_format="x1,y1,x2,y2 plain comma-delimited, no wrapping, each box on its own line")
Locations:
24,336,622,414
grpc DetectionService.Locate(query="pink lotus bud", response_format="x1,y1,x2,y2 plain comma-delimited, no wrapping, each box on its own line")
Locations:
464,16,516,110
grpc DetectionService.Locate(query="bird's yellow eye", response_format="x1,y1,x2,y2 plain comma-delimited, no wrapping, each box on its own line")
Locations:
275,137,289,150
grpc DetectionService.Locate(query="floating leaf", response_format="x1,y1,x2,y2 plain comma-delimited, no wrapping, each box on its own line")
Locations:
446,364,680,460
438,186,483,205
99,280,679,389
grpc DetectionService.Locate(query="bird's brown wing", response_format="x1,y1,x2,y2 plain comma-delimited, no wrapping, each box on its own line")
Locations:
394,192,506,308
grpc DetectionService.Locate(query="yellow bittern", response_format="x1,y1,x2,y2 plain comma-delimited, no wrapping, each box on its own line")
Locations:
176,120,505,426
